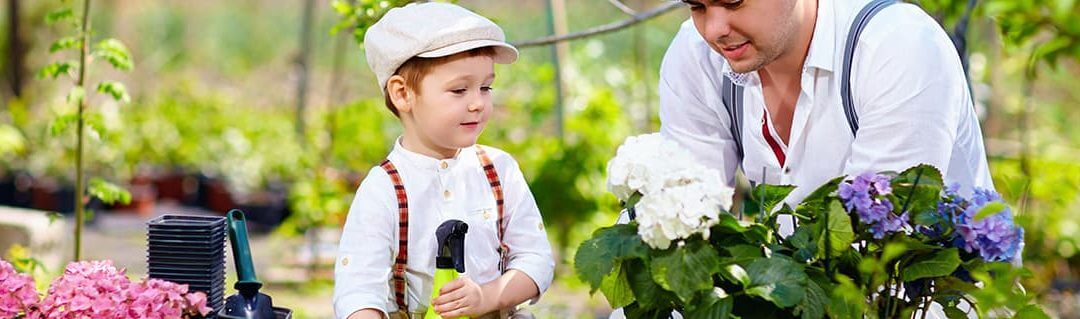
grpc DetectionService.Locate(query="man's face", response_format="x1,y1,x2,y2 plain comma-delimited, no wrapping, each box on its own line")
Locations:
684,0,801,73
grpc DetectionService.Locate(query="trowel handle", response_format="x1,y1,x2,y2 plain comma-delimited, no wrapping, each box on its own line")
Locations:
227,209,261,289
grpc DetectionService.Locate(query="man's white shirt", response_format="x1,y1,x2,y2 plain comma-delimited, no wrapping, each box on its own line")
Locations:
333,141,555,318
658,0,994,235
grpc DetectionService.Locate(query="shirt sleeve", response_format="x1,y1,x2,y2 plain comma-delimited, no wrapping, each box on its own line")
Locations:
843,4,968,178
496,153,555,304
334,167,396,319
658,20,741,187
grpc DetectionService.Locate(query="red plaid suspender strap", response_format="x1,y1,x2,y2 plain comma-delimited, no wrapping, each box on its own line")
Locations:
474,147,509,272
379,159,410,313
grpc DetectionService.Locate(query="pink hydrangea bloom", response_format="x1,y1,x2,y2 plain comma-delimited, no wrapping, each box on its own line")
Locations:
0,259,41,318
30,260,212,319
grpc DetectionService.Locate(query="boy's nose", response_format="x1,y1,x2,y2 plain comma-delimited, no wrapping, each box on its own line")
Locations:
468,97,485,112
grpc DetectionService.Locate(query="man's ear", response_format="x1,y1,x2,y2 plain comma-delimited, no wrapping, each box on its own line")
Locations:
387,75,413,114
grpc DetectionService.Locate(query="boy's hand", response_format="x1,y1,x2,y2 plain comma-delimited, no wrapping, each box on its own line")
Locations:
432,276,492,318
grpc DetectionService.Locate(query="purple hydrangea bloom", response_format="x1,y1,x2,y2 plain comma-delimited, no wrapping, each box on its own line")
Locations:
839,172,909,239
952,188,1024,262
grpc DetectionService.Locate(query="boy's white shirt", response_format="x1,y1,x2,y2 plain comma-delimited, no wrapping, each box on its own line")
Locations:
333,139,555,318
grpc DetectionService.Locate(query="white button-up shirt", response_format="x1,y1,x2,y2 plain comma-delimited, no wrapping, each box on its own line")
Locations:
658,0,994,235
333,141,555,318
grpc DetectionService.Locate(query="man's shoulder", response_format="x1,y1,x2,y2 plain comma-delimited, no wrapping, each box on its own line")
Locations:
661,19,728,77
849,1,952,53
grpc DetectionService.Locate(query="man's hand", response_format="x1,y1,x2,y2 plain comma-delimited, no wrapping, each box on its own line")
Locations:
431,276,493,318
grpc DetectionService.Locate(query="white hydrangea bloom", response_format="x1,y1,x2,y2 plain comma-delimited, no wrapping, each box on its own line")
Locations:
606,133,736,249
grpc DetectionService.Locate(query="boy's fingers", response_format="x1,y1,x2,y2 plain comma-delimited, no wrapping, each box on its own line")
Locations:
438,278,466,294
432,287,466,306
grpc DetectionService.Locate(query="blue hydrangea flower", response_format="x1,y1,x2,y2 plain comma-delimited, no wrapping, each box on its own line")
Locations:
952,188,1024,262
839,172,909,239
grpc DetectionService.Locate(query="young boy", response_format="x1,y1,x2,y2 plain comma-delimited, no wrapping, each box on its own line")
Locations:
333,3,555,319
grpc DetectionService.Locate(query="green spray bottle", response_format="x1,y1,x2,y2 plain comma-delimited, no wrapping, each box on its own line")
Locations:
426,219,469,319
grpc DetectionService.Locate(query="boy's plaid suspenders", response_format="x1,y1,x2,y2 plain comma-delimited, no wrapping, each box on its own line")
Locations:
379,159,412,313
379,146,508,314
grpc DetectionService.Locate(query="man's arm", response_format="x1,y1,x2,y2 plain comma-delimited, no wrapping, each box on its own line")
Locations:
843,5,969,178
658,20,741,186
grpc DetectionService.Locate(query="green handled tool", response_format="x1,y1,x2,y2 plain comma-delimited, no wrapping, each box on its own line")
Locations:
426,219,469,319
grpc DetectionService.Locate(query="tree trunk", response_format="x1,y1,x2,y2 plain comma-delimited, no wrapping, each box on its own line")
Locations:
546,0,568,141
6,0,27,99
295,0,316,144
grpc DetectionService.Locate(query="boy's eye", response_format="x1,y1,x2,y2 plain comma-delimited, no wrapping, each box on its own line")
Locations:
480,86,493,92
450,88,467,94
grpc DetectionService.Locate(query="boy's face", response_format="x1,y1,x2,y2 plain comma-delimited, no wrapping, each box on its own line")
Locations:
406,54,496,155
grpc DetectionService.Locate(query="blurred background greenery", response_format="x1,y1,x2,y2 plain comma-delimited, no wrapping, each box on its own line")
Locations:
0,0,1078,318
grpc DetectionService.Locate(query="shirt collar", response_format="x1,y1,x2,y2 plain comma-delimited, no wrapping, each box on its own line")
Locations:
390,137,468,172
804,0,836,73
723,0,836,85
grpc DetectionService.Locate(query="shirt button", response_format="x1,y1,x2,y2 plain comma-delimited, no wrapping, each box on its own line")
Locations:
443,190,452,200
483,210,492,220
784,167,792,174
341,257,349,266
439,161,448,169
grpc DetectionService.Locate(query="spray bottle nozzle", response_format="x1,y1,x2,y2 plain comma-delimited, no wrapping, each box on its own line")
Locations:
435,220,469,273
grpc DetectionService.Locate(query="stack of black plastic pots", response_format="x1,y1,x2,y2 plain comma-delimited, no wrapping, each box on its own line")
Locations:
147,215,227,317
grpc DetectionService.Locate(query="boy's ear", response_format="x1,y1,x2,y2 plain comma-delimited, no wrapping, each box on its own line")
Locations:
387,75,412,114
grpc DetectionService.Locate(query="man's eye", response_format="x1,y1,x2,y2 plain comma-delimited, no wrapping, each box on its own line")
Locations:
480,86,493,92
450,89,467,94
720,0,743,9
682,1,705,11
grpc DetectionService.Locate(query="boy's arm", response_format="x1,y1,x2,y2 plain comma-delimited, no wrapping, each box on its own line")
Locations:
479,269,540,310
334,169,396,319
497,156,555,303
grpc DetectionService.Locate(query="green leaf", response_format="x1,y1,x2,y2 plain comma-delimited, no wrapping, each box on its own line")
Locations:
49,113,79,136
50,37,81,53
942,305,969,319
797,176,846,214
67,87,86,106
574,224,649,291
719,263,751,287
1013,304,1051,319
816,201,854,259
892,164,944,215
745,256,808,308
93,39,134,71
712,213,751,234
796,277,827,319
901,248,961,281
89,178,132,205
599,261,635,309
684,289,735,319
826,274,864,319
45,8,74,25
650,241,723,303
625,259,669,309
97,81,131,103
974,202,1007,221
789,226,818,262
0,124,26,156
744,184,796,216
37,61,76,79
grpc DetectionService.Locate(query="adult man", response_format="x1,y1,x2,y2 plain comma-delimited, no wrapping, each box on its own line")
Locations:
658,0,993,235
